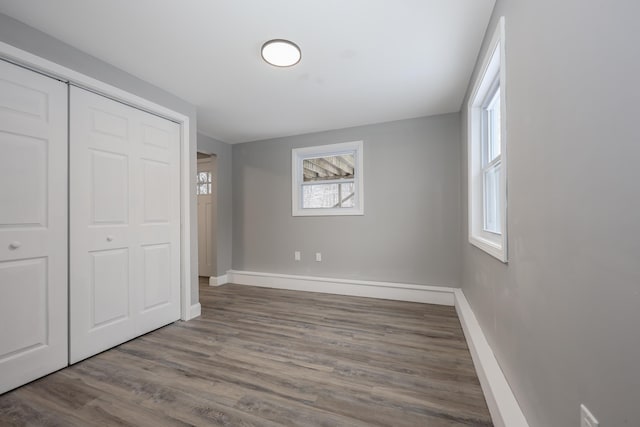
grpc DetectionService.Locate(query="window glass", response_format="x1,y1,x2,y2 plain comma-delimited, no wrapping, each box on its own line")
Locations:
196,171,212,195
485,87,501,164
483,162,501,233
302,182,356,209
303,154,355,182
292,141,363,216
482,84,502,234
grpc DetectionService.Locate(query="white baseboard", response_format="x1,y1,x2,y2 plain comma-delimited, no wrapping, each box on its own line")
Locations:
226,270,455,306
188,302,201,319
209,274,228,286
453,289,529,427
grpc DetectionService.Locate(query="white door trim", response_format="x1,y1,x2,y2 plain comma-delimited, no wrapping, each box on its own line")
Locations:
0,41,194,321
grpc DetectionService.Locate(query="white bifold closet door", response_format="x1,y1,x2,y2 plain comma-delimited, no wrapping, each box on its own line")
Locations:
0,60,68,393
70,86,181,363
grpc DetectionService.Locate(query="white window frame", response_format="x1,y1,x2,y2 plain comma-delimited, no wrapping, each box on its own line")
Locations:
292,140,364,216
468,17,508,262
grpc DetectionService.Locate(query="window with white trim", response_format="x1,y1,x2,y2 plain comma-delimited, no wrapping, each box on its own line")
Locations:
468,17,507,262
292,141,364,216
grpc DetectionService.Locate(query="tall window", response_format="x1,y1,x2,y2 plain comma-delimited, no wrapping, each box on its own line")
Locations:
292,141,364,216
468,17,507,262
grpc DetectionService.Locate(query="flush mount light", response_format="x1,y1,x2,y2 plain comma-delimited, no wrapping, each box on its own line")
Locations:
261,39,301,67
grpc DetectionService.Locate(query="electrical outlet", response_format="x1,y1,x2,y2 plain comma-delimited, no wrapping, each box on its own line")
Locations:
580,404,599,427
294,251,301,261
315,252,322,262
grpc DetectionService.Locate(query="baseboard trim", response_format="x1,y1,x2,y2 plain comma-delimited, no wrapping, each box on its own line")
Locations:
226,270,456,306
209,275,228,287
188,303,201,319
453,289,529,427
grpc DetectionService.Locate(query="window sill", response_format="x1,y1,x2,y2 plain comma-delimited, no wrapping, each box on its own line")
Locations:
469,234,507,263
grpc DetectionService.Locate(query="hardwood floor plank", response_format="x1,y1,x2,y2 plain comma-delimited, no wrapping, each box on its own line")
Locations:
0,281,492,426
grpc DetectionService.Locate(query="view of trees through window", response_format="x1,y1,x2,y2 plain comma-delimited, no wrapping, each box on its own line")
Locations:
302,154,355,209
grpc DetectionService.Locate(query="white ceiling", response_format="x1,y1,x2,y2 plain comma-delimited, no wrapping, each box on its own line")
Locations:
0,0,495,143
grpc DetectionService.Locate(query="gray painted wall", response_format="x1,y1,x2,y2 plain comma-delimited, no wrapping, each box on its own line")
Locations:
461,1,640,425
0,13,200,304
232,114,461,286
197,133,233,276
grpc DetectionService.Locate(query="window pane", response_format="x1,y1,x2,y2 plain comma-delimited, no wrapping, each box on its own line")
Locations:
303,153,355,182
302,182,356,209
198,184,209,195
486,87,501,164
302,183,340,208
340,183,355,208
483,162,501,234
198,171,212,184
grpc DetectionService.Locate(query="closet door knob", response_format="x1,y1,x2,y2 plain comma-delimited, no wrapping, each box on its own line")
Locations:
9,241,21,249
106,236,114,242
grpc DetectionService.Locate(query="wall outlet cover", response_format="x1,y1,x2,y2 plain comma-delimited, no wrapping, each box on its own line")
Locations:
315,252,322,262
294,251,301,261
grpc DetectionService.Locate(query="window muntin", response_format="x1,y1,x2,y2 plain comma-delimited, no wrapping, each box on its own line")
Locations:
292,141,363,216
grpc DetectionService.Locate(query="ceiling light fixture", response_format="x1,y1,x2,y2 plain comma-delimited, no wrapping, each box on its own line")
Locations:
261,39,301,67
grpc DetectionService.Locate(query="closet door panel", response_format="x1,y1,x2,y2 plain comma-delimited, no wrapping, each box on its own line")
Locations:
91,150,129,224
0,59,68,394
0,133,47,226
70,87,136,363
70,87,180,363
134,112,180,334
91,248,130,326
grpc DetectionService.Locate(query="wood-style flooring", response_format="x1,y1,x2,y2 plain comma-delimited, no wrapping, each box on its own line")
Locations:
0,279,492,426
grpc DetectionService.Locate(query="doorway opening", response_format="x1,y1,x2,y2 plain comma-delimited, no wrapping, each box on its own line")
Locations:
197,152,217,281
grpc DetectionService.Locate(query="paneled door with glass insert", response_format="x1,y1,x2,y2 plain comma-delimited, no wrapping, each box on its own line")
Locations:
197,156,215,277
